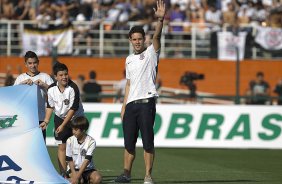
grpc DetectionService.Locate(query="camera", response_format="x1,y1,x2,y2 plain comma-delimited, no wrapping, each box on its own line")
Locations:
180,72,205,98
180,72,204,86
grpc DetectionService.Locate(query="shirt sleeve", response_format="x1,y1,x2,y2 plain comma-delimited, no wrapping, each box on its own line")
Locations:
86,139,96,158
45,74,54,85
70,85,80,111
125,59,130,80
147,44,160,66
13,75,22,85
47,89,54,108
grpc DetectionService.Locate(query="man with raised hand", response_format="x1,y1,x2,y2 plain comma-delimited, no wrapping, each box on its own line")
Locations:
114,1,166,183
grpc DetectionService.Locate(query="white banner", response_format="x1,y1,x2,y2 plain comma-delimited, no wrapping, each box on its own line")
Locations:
22,26,73,56
0,85,68,183
46,104,282,149
217,32,247,61
255,26,282,50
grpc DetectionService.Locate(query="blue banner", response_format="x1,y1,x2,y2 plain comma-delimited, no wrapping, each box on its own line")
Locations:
0,85,68,183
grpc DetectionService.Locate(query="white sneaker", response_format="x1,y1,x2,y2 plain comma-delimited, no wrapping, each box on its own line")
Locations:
144,175,154,184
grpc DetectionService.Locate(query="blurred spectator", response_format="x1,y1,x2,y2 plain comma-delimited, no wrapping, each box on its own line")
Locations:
221,0,233,12
252,1,268,25
79,0,93,20
268,5,282,28
128,0,144,22
187,0,204,23
104,0,131,30
53,8,70,27
36,1,52,29
114,70,126,103
205,3,222,31
73,12,92,56
30,0,42,13
75,74,85,101
206,3,222,58
13,0,32,20
145,33,152,47
235,0,248,6
237,4,251,25
142,0,156,29
246,71,271,105
170,0,188,12
4,74,15,86
0,0,14,20
169,3,186,32
4,66,15,86
168,3,186,57
91,0,106,21
274,79,282,105
83,70,102,102
52,0,80,22
223,2,236,26
100,0,114,7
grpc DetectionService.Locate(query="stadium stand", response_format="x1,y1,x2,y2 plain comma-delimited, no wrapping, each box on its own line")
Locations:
0,0,281,58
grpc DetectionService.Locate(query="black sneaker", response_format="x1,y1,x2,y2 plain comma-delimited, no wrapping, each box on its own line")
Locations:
114,173,131,183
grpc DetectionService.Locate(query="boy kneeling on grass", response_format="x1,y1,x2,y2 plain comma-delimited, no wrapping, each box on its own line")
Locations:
66,116,102,184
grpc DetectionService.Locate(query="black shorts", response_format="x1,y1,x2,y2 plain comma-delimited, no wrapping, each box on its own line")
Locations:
76,169,96,182
67,169,96,182
123,97,156,152
54,115,72,144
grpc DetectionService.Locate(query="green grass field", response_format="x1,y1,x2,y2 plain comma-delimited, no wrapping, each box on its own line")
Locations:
47,147,282,184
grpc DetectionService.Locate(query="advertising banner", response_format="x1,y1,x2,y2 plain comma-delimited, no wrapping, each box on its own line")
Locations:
46,104,282,149
0,85,68,183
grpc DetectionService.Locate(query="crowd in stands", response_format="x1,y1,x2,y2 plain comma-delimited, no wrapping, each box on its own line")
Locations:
1,0,281,57
1,0,281,30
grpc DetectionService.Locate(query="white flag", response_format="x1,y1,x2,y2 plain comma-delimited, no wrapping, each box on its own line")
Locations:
217,32,247,61
255,26,282,50
22,26,73,56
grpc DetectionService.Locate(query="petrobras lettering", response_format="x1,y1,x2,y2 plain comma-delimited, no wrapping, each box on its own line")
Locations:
46,104,282,149
0,115,17,129
0,155,34,183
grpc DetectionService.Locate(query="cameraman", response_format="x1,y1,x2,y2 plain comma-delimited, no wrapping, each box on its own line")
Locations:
180,71,204,99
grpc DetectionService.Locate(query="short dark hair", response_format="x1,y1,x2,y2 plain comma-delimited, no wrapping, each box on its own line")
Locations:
71,116,89,131
24,51,39,62
257,71,264,77
128,26,145,39
53,61,68,75
89,70,96,79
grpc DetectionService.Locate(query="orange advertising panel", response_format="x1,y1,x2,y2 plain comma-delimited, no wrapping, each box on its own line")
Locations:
1,57,282,96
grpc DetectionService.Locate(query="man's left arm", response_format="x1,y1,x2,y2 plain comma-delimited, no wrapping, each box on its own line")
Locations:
152,0,166,52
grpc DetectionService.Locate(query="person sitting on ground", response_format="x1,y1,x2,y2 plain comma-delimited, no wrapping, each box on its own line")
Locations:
66,116,102,184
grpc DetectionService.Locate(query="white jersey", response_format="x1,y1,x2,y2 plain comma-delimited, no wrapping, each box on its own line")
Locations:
47,80,84,119
14,72,53,121
125,44,160,104
66,135,96,171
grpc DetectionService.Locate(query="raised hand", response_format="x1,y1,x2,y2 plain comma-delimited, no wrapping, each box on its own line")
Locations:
153,0,166,20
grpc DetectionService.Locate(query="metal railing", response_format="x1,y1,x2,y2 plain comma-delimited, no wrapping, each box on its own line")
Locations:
0,20,281,59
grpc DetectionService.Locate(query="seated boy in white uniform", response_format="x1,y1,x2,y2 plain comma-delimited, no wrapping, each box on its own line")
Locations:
66,116,102,184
